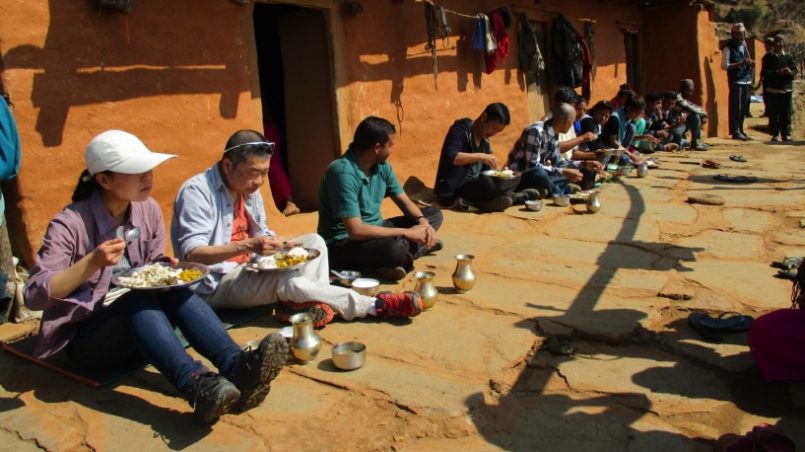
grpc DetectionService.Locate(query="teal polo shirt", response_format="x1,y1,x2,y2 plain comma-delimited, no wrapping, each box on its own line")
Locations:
317,149,404,244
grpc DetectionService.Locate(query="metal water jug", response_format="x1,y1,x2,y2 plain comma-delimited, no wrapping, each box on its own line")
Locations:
586,192,601,213
289,313,321,363
413,271,438,310
452,254,476,293
637,162,648,178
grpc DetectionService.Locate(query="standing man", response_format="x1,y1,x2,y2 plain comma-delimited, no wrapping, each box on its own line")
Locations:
761,35,797,142
318,117,443,282
172,129,424,324
722,22,753,140
434,103,539,212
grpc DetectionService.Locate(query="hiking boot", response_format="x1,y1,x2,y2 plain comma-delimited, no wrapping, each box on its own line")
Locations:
414,239,445,259
184,371,240,424
510,188,541,205
475,195,513,212
375,291,423,318
228,333,289,413
374,266,408,282
274,301,335,328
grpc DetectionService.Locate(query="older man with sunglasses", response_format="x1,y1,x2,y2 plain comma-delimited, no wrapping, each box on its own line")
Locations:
171,129,424,326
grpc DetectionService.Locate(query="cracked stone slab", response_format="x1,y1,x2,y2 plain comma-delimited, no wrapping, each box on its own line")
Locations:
600,199,698,224
552,346,734,418
318,305,537,379
470,389,699,451
772,230,805,246
681,261,792,310
546,215,661,244
675,230,765,261
723,208,775,233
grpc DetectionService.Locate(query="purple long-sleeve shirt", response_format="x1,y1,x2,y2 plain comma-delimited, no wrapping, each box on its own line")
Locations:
24,190,167,358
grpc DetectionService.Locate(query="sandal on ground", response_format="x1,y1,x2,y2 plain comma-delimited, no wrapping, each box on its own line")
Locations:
713,174,758,183
729,154,747,163
702,160,721,169
688,312,753,342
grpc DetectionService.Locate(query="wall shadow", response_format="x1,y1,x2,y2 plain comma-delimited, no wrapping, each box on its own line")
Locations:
3,1,253,146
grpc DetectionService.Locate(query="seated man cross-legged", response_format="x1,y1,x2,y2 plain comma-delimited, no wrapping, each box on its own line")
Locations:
172,129,423,324
507,103,591,198
433,102,539,212
318,117,444,282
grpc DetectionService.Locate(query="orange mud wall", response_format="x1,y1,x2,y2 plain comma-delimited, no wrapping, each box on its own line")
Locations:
2,0,702,267
0,0,266,267
642,4,728,138
334,0,642,205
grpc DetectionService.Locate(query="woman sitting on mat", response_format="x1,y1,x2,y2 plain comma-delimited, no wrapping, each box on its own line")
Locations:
748,260,805,381
23,130,288,424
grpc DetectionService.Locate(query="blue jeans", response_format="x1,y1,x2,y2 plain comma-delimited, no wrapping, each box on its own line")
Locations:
517,167,569,197
66,289,241,392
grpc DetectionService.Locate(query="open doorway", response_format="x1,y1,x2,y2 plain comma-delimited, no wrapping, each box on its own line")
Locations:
524,18,551,121
253,3,339,212
623,30,641,91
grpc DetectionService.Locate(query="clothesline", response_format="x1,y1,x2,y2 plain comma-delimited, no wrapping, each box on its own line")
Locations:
424,0,479,20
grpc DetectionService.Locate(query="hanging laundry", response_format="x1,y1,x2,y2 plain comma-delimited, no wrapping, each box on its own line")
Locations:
577,34,593,100
472,15,486,52
436,6,451,39
551,14,583,88
484,8,510,74
424,1,439,89
518,13,545,75
482,14,497,55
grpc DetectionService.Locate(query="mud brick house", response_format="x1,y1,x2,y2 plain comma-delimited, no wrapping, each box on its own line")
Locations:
0,0,728,266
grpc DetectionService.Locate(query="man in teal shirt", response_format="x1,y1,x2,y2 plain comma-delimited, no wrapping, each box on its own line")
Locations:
318,117,443,281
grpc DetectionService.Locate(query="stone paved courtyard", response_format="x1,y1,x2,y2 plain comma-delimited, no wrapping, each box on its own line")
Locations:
0,124,804,450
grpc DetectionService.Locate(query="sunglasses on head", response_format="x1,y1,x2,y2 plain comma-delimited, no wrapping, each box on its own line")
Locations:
223,141,275,155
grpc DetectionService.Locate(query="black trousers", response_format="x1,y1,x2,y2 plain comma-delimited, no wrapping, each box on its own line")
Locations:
456,175,521,204
328,206,444,271
766,91,793,138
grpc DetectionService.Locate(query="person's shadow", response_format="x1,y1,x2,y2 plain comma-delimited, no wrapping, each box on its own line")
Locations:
0,352,213,449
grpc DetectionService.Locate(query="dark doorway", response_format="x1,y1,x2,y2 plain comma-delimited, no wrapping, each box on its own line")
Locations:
623,31,640,91
253,3,339,212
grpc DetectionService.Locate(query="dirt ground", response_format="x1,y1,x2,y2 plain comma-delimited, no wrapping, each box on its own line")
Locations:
0,101,803,451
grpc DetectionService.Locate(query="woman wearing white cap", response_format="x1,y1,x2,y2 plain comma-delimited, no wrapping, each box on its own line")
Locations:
23,130,288,424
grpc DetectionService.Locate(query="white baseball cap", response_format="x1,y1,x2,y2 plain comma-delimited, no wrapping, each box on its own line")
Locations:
85,130,176,176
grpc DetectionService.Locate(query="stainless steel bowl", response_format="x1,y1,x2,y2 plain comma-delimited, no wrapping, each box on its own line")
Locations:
332,342,366,371
351,278,380,296
524,200,543,211
336,270,362,287
553,195,570,207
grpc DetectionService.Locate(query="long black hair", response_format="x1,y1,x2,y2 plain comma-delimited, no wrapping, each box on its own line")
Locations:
71,170,107,202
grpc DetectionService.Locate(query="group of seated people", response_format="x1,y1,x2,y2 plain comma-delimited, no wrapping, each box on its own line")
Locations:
433,79,710,214
23,125,440,425
21,79,711,425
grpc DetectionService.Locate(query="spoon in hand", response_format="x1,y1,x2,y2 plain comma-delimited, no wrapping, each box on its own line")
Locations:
124,227,141,242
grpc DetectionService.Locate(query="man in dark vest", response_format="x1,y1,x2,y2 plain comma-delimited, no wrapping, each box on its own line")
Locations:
722,22,753,140
760,35,798,142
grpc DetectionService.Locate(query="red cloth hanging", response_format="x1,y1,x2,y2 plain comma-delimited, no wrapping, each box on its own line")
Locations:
484,10,509,74
577,34,592,100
